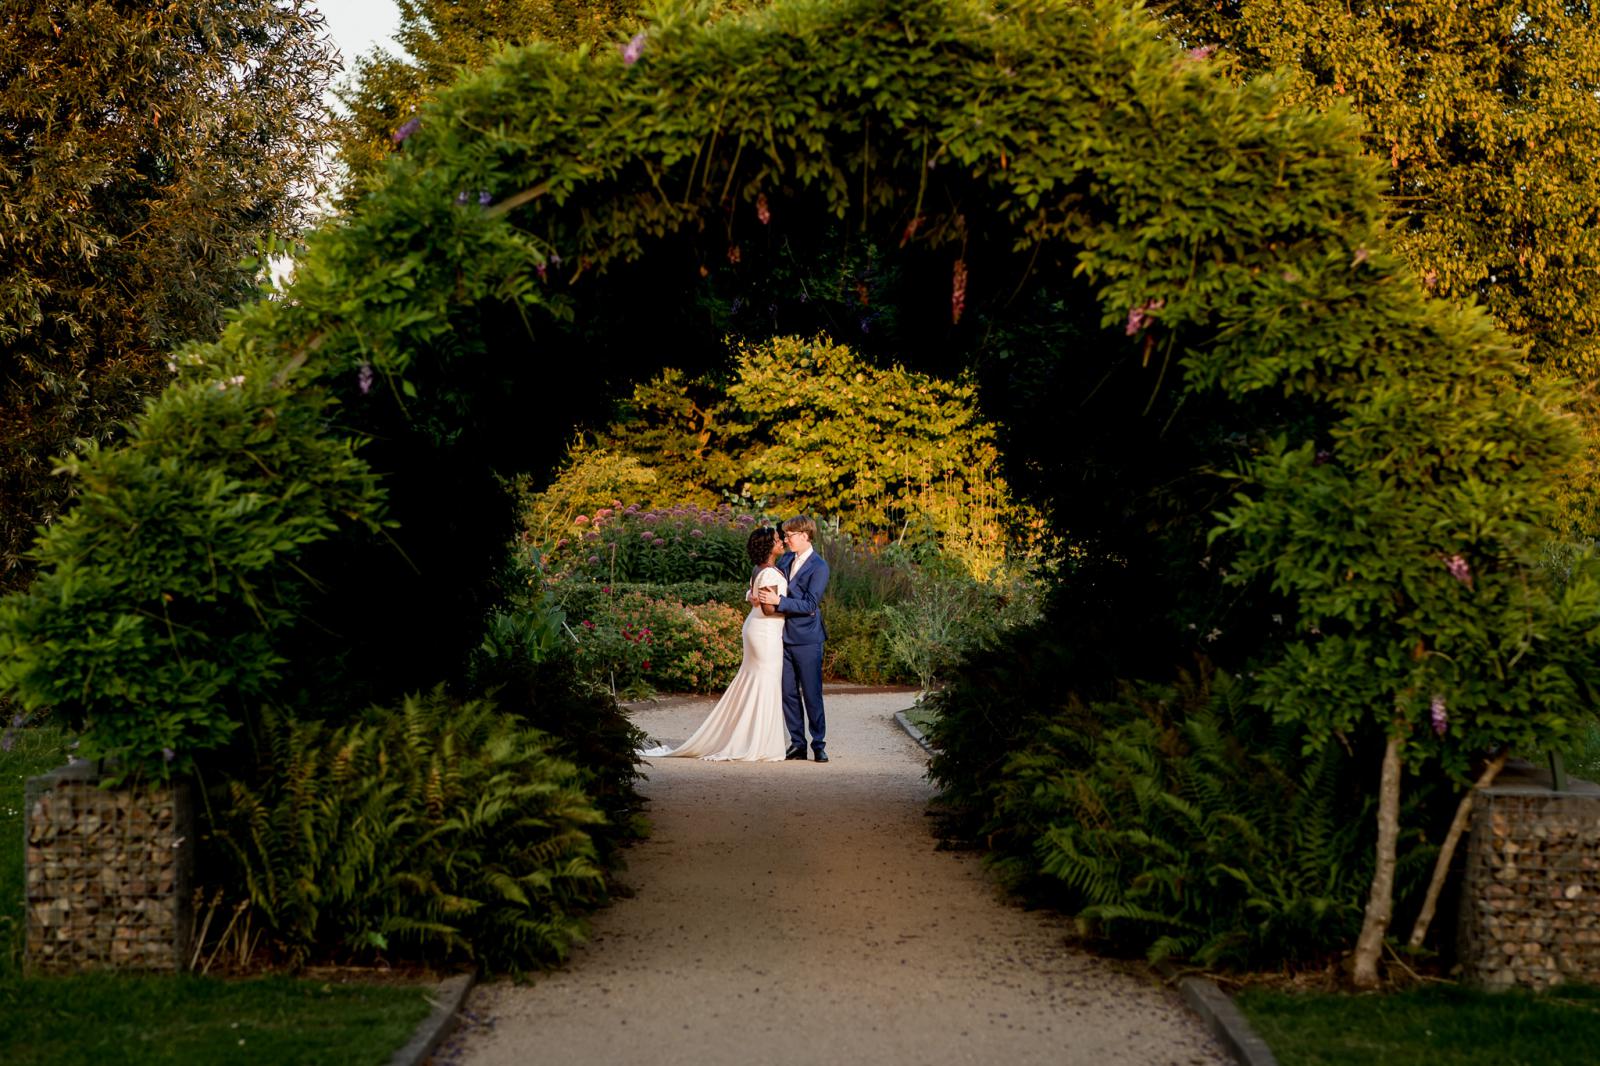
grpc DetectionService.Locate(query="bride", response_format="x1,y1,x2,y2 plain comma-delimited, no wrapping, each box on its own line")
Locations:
643,526,790,761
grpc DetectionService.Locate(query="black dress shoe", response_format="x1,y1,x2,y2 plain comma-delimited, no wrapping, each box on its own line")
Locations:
812,750,829,763
785,747,807,761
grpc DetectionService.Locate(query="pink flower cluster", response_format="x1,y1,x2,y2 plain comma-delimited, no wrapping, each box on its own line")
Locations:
1126,298,1165,336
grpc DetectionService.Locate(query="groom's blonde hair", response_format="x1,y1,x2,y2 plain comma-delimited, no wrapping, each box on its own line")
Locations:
782,515,818,538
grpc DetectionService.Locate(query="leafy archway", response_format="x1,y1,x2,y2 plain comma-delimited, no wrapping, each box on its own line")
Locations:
2,0,1591,980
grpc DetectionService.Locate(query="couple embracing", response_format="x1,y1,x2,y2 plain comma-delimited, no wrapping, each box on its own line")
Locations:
648,516,830,763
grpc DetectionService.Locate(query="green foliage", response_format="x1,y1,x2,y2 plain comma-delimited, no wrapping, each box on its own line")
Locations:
813,526,916,609
212,690,608,971
598,369,738,508
464,593,646,853
0,0,338,592
820,603,911,685
334,0,640,193
884,564,1043,690
552,578,748,624
546,503,758,584
0,370,386,780
513,444,665,548
1163,0,1600,371
604,336,1025,575
996,672,1436,967
569,589,746,695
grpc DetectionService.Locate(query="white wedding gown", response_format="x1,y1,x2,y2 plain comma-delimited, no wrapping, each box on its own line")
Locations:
643,566,790,761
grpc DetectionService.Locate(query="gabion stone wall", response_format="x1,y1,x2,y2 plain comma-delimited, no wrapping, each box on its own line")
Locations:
24,761,194,972
1460,762,1600,990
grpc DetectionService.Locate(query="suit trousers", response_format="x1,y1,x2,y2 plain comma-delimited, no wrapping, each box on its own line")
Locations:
781,640,826,753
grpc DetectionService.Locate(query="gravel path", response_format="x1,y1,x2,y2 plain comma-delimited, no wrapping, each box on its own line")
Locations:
445,689,1228,1066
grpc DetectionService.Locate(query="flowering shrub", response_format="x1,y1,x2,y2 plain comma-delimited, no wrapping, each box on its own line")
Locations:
546,503,757,585
571,591,744,695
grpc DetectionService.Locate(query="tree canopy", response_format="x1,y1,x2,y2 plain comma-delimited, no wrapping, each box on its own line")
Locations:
1163,0,1600,371
0,0,337,591
602,335,1013,567
335,0,640,191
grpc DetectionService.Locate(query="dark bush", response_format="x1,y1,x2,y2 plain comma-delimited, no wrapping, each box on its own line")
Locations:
211,689,608,971
465,602,646,857
821,603,911,685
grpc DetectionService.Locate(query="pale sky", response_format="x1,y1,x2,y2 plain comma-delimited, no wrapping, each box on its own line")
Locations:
316,0,406,78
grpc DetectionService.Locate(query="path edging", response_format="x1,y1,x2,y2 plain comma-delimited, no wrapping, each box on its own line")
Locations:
387,970,477,1066
893,709,935,754
1155,961,1279,1066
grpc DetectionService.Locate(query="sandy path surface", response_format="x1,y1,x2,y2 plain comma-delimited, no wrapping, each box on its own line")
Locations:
445,690,1227,1066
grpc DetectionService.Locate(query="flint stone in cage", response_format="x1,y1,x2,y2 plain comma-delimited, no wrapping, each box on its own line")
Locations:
23,760,194,973
1460,760,1600,990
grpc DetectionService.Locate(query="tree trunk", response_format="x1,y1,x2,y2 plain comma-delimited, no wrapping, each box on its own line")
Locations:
1352,733,1403,988
1407,752,1508,950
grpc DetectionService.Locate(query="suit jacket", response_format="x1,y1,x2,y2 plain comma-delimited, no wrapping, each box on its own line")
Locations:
776,549,829,645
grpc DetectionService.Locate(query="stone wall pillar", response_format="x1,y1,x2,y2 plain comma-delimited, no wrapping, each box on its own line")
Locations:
1459,762,1600,989
24,761,194,972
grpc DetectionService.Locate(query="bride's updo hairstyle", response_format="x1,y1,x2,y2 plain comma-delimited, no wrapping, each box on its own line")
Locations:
746,526,779,567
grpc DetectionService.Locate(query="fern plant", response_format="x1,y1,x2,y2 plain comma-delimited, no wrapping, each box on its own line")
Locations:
210,688,609,971
994,669,1438,968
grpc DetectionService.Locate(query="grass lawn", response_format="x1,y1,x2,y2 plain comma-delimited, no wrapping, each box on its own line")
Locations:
904,704,937,737
0,972,433,1066
1,723,70,969
2,724,433,1066
1237,982,1600,1066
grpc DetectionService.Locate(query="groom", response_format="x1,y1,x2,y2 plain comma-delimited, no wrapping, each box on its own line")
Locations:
756,515,830,762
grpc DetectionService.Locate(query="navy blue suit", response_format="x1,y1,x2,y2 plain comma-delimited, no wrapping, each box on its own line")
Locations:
776,549,829,755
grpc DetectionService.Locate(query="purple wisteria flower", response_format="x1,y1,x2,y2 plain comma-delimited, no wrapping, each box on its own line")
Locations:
478,190,493,207
1,712,25,753
455,191,470,206
1430,695,1449,737
621,32,647,65
392,117,422,145
1125,298,1165,336
1445,554,1472,587
357,363,374,395
162,747,176,764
